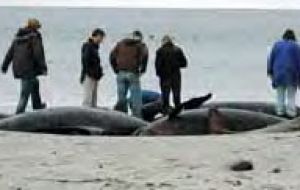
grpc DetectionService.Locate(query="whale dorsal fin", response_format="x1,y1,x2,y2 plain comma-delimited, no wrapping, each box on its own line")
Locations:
168,93,213,120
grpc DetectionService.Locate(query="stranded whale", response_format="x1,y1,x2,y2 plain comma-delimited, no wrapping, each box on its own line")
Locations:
202,101,300,118
136,108,286,136
0,107,147,135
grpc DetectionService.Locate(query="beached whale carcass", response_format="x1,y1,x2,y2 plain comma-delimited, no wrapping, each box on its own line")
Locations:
136,108,286,136
0,107,148,135
250,116,300,133
202,101,300,117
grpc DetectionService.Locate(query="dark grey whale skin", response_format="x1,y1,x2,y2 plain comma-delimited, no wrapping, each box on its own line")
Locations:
0,107,148,135
0,113,10,120
202,101,300,117
136,108,286,136
251,116,300,133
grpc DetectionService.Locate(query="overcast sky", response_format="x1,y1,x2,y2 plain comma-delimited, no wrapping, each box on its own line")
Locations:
0,0,299,9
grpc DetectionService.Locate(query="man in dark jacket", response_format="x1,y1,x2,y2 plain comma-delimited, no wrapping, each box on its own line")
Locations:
155,35,188,114
110,30,148,118
1,18,47,114
80,28,106,107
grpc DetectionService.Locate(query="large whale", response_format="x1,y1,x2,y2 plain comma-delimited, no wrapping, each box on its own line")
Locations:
202,101,300,118
136,108,286,136
0,107,148,135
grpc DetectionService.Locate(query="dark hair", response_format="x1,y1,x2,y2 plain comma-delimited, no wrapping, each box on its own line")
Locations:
92,28,106,37
282,29,297,41
133,30,143,38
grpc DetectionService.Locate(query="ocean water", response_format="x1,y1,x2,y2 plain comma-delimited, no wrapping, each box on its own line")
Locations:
0,7,300,113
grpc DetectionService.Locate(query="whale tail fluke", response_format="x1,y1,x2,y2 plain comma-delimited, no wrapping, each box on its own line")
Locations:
168,93,213,119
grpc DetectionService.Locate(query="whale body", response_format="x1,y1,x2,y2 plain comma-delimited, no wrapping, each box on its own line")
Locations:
136,108,286,136
202,101,300,118
0,107,148,135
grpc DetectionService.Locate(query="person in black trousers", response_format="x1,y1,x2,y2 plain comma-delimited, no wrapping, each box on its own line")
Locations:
155,35,188,114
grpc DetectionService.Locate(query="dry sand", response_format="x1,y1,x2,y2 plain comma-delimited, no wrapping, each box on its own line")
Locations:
0,131,299,190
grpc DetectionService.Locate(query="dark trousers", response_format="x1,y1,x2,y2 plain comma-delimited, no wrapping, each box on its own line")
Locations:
16,77,43,114
159,74,181,112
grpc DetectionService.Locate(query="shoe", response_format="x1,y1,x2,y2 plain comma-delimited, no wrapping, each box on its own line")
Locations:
162,106,171,116
35,103,47,110
40,103,47,109
285,114,297,120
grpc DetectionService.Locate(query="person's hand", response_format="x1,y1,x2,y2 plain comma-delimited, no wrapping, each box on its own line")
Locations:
267,73,272,78
80,74,85,84
113,69,119,74
139,68,146,76
42,70,48,76
1,66,7,74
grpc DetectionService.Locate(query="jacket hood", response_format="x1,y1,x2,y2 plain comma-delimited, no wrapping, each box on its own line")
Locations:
14,27,38,42
162,41,174,47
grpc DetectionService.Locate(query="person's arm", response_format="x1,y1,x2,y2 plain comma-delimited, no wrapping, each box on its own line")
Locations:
267,44,277,77
80,43,90,83
32,33,47,75
109,43,119,74
294,44,300,81
140,44,149,74
177,47,188,68
154,50,162,77
1,41,14,74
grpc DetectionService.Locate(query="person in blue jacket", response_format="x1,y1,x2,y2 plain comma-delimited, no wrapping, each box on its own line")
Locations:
268,29,300,118
114,89,161,121
140,90,161,105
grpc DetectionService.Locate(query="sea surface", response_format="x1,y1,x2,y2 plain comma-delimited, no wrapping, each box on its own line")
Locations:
0,7,300,113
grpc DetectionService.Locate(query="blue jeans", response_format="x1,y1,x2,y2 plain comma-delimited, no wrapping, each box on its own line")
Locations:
275,85,297,117
16,77,44,114
116,71,142,118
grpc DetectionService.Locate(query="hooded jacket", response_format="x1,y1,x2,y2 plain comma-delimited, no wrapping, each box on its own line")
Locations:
2,27,47,79
110,38,148,74
268,40,300,88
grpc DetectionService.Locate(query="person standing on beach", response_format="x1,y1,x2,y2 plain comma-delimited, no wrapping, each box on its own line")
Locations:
155,35,188,114
268,29,300,118
1,18,47,114
110,30,149,118
80,28,106,107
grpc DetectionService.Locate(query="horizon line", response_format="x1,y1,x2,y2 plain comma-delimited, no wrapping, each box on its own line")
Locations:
0,5,300,10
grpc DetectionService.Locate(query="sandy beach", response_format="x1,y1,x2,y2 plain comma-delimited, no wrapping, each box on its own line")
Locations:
0,131,299,189
1,7,300,190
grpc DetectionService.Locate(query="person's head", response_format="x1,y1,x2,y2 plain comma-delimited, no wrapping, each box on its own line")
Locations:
282,29,297,41
26,18,41,30
91,28,106,44
132,30,143,42
162,35,173,45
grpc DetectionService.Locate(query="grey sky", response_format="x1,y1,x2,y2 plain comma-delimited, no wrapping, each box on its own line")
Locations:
0,0,299,9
